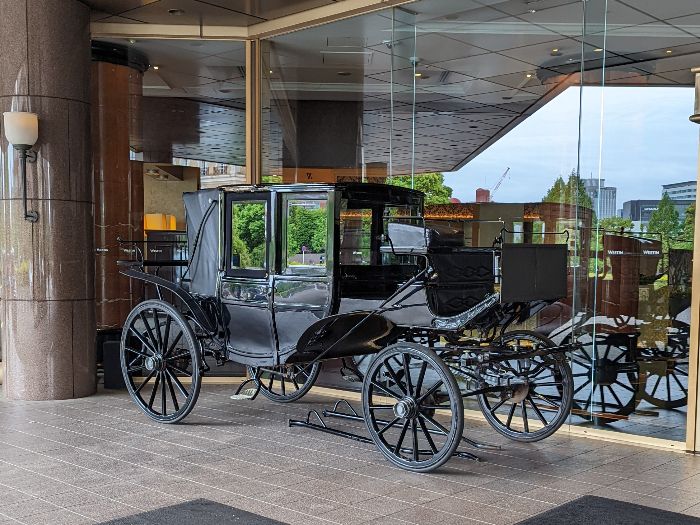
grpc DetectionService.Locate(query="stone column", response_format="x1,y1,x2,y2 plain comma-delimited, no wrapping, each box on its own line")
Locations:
91,45,146,331
0,0,94,399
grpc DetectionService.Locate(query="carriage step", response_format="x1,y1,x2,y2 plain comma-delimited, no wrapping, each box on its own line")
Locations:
230,387,259,400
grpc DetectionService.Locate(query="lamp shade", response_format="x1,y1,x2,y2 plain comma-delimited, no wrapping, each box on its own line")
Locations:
3,112,39,146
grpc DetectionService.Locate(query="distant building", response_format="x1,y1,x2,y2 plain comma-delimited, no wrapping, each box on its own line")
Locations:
475,188,490,203
662,181,696,201
583,177,617,219
622,199,694,229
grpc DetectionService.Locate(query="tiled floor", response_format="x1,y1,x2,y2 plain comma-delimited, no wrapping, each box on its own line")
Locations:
1,385,700,525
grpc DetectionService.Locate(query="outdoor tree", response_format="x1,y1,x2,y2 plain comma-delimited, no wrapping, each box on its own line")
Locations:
542,170,593,209
287,205,327,254
674,203,695,250
648,193,680,241
598,216,633,232
389,172,453,205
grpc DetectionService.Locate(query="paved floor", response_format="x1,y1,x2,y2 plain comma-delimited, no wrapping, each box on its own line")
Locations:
1,385,700,525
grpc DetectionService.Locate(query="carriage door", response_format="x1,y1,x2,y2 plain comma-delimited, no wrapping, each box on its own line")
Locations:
221,192,276,364
273,192,334,360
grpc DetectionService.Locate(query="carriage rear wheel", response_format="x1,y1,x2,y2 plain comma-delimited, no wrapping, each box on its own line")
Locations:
477,331,573,442
120,300,202,423
247,362,321,403
362,343,464,472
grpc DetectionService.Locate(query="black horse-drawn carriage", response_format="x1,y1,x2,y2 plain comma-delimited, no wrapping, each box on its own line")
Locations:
119,183,576,472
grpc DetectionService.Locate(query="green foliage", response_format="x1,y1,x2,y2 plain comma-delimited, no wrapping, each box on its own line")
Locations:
542,170,593,209
675,203,695,250
389,172,453,205
598,216,633,232
231,202,266,268
287,205,327,255
648,193,680,241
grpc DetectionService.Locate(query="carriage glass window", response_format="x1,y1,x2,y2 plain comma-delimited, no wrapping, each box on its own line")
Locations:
230,201,267,271
339,207,372,265
283,197,328,275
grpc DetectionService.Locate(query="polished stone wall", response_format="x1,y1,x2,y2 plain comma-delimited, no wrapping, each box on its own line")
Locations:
0,0,95,399
92,61,144,330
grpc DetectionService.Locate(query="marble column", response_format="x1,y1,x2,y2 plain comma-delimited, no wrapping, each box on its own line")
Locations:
0,0,94,399
91,52,145,330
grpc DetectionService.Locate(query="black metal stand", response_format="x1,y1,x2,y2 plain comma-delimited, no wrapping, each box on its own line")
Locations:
289,398,501,462
230,376,261,400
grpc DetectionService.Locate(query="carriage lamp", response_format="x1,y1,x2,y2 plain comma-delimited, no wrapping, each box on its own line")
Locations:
3,111,39,222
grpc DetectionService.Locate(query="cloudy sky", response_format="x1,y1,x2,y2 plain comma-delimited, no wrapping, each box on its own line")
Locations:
444,86,699,208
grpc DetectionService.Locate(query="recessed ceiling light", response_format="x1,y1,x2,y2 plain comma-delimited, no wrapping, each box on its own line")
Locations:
168,8,185,15
526,73,533,78
337,71,351,76
414,72,423,77
594,48,603,52
128,39,136,44
152,65,159,70
269,70,273,74
665,49,673,54
550,48,562,56
528,9,537,13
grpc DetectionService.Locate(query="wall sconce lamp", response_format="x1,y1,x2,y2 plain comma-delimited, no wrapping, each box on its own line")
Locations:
3,112,39,222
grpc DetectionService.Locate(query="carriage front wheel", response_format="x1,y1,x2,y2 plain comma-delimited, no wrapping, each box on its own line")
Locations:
477,331,573,442
247,362,321,403
120,300,202,423
362,343,464,473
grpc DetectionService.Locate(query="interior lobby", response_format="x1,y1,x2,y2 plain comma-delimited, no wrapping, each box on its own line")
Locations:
2,0,700,523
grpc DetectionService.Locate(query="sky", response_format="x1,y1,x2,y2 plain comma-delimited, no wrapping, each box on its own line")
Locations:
444,86,699,208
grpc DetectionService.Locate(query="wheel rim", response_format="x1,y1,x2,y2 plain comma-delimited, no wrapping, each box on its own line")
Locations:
479,334,572,440
364,346,463,471
249,362,319,402
121,302,199,422
570,333,638,423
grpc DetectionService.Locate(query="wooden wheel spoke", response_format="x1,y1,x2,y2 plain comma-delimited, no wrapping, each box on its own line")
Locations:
671,373,687,394
414,361,428,398
280,377,286,396
161,315,172,357
148,373,161,410
383,360,407,396
420,412,450,437
369,404,394,410
165,331,184,358
166,351,191,361
139,312,160,353
417,380,443,404
153,310,164,351
125,347,150,359
169,364,192,377
166,369,190,398
521,402,529,433
370,381,403,400
165,371,180,411
393,419,411,455
411,418,419,461
505,403,517,428
128,327,157,355
527,396,547,423
161,372,167,416
377,416,401,436
134,370,156,394
531,392,560,408
489,397,507,414
403,354,414,396
418,416,438,453
607,385,624,407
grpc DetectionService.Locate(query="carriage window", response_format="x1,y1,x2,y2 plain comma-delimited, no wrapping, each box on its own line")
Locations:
230,201,267,271
284,197,328,275
340,208,372,265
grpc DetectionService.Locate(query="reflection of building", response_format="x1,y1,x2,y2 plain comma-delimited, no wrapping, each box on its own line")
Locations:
583,177,617,219
622,199,694,228
663,181,697,201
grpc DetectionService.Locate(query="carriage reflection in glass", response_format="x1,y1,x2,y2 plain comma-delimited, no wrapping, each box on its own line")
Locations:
118,183,577,472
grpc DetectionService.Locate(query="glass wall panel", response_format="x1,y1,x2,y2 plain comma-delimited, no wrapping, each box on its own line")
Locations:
574,0,699,441
257,0,699,444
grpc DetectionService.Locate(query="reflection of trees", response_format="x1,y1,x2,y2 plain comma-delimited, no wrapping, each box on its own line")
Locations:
389,172,453,205
232,203,266,267
288,205,327,255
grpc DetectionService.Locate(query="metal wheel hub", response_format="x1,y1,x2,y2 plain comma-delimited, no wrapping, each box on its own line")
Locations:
593,358,618,386
508,382,530,403
393,397,418,419
144,355,163,372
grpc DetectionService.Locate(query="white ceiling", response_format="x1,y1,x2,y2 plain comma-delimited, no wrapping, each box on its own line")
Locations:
93,0,700,171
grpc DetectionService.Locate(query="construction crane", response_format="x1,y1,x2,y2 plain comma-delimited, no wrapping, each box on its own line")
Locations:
490,167,510,201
